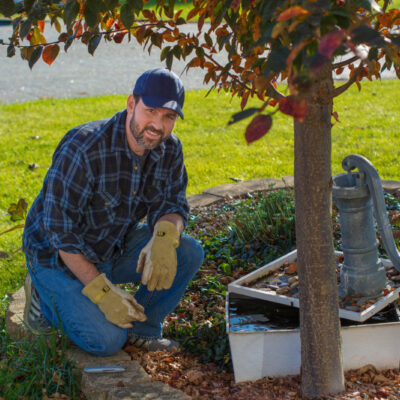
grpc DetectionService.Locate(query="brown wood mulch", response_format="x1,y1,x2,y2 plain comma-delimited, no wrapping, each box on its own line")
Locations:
123,347,400,399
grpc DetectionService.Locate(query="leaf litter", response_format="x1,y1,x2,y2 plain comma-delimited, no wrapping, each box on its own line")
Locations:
122,190,400,399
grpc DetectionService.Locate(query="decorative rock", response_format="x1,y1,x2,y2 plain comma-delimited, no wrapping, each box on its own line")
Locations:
5,286,31,341
187,193,221,209
67,345,131,368
382,180,400,194
282,175,294,188
203,178,285,198
81,360,151,400
108,381,191,400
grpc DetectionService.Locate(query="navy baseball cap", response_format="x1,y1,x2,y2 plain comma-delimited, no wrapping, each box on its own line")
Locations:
133,68,185,119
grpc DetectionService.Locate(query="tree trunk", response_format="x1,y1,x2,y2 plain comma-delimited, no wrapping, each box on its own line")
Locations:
293,64,345,397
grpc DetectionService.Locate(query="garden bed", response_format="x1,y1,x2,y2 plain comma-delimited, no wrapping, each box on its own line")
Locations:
126,189,400,399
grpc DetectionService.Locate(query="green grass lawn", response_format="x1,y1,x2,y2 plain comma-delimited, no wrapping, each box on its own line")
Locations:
1,79,400,307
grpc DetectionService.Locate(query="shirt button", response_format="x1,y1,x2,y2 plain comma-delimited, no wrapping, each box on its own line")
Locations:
134,165,138,171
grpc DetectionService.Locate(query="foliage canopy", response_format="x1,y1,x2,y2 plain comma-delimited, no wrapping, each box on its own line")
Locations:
1,0,400,139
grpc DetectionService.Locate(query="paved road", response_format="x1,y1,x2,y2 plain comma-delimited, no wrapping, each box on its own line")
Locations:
0,22,397,104
0,23,216,103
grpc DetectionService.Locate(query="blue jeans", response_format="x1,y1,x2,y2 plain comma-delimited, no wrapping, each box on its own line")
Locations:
26,223,204,356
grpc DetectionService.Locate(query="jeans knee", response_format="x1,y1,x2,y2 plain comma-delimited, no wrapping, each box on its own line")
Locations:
79,326,127,357
179,234,204,271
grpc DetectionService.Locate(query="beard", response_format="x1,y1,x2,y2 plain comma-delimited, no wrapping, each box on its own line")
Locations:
129,113,164,150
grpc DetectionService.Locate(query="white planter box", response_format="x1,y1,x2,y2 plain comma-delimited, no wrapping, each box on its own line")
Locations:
226,250,400,383
228,249,400,322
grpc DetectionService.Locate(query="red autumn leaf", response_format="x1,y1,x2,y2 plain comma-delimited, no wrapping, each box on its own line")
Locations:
113,32,126,43
42,44,60,66
318,29,345,57
187,7,199,21
74,21,83,37
279,96,308,121
240,91,250,110
332,111,340,123
38,20,45,33
106,18,114,29
277,6,310,22
245,114,272,144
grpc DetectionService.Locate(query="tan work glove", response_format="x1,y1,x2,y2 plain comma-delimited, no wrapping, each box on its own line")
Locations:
136,220,180,291
82,273,146,328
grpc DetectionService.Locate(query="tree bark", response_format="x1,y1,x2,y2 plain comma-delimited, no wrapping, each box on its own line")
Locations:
294,64,345,397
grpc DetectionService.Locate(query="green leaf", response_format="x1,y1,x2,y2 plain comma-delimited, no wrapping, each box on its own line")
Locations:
160,46,171,61
218,33,232,51
7,44,15,58
183,44,194,57
368,46,378,61
151,33,162,48
130,0,144,12
120,3,135,29
266,46,290,74
84,0,99,28
28,46,42,69
351,25,385,47
20,18,32,40
163,4,174,18
8,199,28,221
204,33,213,47
64,35,74,52
227,108,259,125
195,46,205,59
63,0,80,28
88,34,101,55
172,44,182,59
104,0,119,8
166,52,173,70
0,0,15,17
24,0,35,13
175,17,186,25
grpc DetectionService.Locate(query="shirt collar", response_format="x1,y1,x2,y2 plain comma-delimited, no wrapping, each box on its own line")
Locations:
110,109,166,163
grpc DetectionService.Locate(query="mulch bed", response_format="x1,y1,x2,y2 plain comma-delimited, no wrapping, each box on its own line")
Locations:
125,191,400,399
124,346,400,399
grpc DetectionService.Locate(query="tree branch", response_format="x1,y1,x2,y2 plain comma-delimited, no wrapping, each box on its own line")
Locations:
266,82,285,101
332,64,364,98
0,23,164,48
332,56,359,69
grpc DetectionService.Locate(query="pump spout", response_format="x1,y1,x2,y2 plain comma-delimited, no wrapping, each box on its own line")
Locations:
342,154,400,272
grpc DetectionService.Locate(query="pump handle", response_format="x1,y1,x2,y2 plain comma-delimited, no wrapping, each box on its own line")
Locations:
342,154,400,271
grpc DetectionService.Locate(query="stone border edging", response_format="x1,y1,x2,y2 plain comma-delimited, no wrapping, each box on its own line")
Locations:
5,175,400,399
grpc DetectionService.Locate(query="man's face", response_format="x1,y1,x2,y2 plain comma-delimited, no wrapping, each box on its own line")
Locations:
126,96,178,154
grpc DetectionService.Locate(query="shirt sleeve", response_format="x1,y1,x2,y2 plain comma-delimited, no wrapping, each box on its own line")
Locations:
147,140,189,231
42,139,99,263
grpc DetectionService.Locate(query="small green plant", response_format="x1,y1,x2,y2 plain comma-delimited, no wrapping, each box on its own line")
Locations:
228,189,296,253
0,323,82,399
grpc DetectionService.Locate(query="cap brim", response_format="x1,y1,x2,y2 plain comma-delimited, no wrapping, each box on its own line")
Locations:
141,95,184,119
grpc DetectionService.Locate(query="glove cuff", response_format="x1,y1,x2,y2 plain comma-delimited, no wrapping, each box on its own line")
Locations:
81,273,111,304
154,220,180,248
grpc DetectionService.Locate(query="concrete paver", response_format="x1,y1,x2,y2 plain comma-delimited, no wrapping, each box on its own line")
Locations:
108,382,191,400
81,360,151,400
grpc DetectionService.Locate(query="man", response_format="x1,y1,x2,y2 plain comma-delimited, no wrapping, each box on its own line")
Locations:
22,68,204,355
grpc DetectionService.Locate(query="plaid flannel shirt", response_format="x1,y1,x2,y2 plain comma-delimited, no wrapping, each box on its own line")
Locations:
22,110,189,277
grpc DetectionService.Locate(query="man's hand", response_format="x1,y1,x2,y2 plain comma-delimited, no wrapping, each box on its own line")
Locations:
82,273,146,328
137,220,180,291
